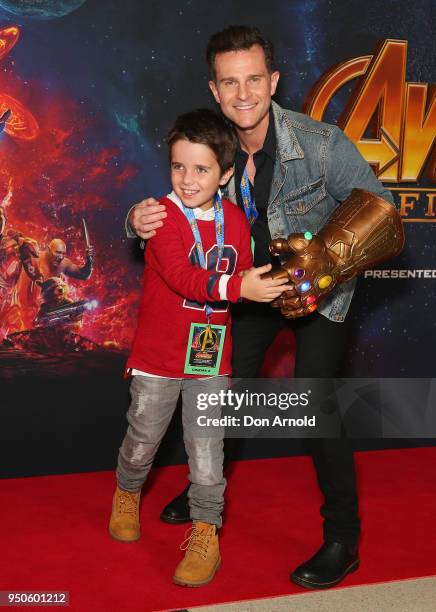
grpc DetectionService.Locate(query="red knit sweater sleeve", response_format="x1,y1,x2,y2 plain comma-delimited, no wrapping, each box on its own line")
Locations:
225,206,254,302
146,204,242,304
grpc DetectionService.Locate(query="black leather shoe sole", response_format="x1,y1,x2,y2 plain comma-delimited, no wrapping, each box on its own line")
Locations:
159,511,191,525
291,558,360,590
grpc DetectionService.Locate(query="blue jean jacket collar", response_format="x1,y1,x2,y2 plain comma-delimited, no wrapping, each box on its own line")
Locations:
271,100,304,163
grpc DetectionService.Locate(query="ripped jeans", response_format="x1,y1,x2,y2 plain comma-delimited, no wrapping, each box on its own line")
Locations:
116,375,228,527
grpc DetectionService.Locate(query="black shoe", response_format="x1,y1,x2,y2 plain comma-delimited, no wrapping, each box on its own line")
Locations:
160,484,191,524
291,541,359,589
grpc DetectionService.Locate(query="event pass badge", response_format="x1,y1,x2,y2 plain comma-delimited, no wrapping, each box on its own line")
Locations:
184,323,226,376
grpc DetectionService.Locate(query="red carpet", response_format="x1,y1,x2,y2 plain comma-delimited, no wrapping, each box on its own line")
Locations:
2,447,436,611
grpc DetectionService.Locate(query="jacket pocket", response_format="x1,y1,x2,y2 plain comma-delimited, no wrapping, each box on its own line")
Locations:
282,178,326,215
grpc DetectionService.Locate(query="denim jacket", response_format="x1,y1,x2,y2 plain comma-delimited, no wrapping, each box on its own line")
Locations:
221,101,393,322
126,100,393,322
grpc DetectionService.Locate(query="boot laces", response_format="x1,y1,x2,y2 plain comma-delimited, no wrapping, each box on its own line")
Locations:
180,524,213,560
118,491,138,515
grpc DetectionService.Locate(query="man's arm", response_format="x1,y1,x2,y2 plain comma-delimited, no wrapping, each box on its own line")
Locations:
63,248,94,280
266,187,404,317
325,126,393,204
267,129,401,318
125,204,139,238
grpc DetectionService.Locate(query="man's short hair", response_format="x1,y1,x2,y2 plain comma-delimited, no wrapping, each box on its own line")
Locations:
167,108,237,173
206,25,274,80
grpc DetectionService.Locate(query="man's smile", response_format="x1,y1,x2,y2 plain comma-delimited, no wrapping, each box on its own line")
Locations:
234,103,257,110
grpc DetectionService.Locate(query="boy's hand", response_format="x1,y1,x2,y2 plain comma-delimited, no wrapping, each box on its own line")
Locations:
128,197,167,240
240,264,293,302
238,267,253,278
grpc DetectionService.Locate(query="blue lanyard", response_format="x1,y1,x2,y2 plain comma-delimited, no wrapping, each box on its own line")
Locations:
240,166,258,225
182,192,225,321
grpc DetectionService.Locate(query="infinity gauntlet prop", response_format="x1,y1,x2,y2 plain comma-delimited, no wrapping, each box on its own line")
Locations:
264,188,405,318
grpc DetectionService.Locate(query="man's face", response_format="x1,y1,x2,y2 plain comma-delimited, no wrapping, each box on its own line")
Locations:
49,240,67,264
208,44,279,132
170,139,233,211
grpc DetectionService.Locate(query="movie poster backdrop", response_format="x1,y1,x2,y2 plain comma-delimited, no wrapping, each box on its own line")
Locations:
0,0,434,476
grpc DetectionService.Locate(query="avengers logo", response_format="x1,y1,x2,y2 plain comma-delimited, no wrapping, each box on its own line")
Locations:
198,327,217,351
304,40,435,222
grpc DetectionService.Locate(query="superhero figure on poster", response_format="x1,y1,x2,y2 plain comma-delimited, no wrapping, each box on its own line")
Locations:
34,277,83,330
39,237,94,281
0,205,43,338
35,222,96,329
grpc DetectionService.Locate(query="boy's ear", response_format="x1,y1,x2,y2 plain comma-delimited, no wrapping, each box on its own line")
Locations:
219,166,234,186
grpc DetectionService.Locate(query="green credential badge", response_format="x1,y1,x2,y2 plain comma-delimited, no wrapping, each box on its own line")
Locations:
184,322,226,376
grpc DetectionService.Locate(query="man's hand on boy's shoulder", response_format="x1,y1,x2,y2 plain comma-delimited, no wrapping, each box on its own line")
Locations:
128,197,168,240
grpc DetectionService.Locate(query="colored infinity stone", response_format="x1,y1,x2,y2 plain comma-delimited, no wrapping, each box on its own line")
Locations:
299,281,311,293
307,303,317,313
306,295,316,305
294,268,305,279
318,275,333,289
304,231,313,241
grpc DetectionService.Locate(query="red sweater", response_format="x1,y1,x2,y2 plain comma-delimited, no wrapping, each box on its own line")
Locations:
127,195,253,377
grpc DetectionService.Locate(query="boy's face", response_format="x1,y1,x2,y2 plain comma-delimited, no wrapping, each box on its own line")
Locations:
170,139,233,211
208,44,279,133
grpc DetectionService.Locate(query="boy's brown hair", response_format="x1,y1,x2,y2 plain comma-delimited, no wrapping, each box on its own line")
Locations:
167,108,237,173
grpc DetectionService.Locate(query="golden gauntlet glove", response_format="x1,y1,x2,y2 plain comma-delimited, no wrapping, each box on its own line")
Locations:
263,189,405,318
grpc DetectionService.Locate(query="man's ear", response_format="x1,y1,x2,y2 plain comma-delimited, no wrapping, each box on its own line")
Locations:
208,80,220,104
219,166,234,186
270,70,280,96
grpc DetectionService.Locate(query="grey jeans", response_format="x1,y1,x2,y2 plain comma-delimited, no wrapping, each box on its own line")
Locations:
116,374,228,527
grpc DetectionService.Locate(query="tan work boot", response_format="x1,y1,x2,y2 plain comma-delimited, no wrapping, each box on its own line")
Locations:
108,486,140,542
173,521,221,587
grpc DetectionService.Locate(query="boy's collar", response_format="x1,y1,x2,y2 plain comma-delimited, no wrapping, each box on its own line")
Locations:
167,190,221,220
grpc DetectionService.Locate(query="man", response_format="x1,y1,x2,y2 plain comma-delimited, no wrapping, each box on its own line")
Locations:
126,26,394,589
39,238,94,281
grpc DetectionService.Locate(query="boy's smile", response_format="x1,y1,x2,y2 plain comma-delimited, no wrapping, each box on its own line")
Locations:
171,139,233,211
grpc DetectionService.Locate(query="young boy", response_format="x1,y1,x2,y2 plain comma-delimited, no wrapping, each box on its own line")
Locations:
109,109,289,587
